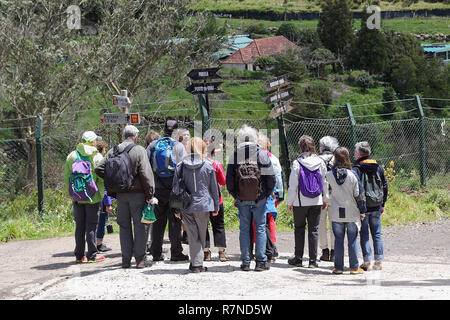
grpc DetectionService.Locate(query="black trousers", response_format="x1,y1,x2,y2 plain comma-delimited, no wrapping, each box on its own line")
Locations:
73,201,100,261
150,186,183,258
293,205,321,263
205,204,227,249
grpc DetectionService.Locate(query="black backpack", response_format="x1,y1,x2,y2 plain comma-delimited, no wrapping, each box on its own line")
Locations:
354,164,384,208
104,143,136,193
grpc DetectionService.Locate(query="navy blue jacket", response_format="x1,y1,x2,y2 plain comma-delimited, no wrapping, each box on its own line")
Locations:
352,156,388,212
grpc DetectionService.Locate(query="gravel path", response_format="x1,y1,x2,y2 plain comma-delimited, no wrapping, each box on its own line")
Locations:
1,220,450,300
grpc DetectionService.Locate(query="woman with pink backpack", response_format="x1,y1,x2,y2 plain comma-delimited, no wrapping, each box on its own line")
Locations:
286,135,329,269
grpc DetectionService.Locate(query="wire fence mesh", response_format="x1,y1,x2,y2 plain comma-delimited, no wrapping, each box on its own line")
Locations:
0,97,449,205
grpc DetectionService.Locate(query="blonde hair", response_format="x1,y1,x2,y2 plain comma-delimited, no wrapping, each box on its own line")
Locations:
190,137,206,157
258,133,270,151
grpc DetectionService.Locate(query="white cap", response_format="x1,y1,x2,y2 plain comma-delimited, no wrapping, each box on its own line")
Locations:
82,131,98,142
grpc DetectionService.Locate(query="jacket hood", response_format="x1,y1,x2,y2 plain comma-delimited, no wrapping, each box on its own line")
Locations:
76,143,98,157
298,152,323,171
182,153,205,170
355,156,379,173
332,166,348,185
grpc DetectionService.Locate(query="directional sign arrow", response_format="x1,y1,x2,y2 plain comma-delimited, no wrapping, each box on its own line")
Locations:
102,113,140,125
112,95,131,108
262,74,289,92
269,100,294,119
187,67,221,81
186,82,224,95
264,87,295,105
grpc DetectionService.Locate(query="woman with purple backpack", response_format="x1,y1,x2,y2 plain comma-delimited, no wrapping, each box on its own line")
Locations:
64,131,105,264
286,135,329,269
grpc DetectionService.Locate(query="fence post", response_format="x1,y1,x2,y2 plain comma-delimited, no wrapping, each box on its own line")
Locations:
415,95,427,186
277,114,291,183
198,94,210,137
346,103,357,161
36,113,44,214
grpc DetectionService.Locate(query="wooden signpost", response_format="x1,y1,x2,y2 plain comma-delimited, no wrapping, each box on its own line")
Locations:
102,90,140,125
186,67,224,133
262,74,293,181
101,113,140,125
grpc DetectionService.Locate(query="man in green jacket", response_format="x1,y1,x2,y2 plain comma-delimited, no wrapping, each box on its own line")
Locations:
64,131,105,263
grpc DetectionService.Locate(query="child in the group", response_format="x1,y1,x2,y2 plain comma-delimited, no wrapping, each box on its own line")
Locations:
326,147,366,275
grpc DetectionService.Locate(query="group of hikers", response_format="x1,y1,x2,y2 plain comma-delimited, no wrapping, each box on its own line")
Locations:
64,117,387,275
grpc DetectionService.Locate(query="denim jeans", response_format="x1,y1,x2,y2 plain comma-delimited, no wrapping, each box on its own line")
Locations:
360,210,384,263
96,208,108,241
237,198,267,265
332,222,359,270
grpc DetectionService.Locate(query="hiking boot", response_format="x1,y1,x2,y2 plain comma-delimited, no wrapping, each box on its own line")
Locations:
319,248,330,261
255,261,270,272
330,249,335,262
88,255,105,263
190,266,207,273
332,268,343,275
181,231,188,244
75,256,87,264
350,267,364,275
373,261,382,271
122,262,131,269
203,249,211,261
360,262,373,271
152,254,165,262
136,258,152,269
288,257,303,267
219,250,230,262
97,244,112,252
171,253,189,262
240,264,250,271
308,261,319,269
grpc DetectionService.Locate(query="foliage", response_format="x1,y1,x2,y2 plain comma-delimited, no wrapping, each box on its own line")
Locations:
266,48,308,81
317,0,355,61
356,72,375,92
354,8,389,74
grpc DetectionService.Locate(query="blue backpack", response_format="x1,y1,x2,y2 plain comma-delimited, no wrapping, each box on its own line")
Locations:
151,137,177,178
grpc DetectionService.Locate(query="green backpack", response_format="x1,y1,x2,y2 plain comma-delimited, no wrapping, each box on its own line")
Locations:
355,165,384,208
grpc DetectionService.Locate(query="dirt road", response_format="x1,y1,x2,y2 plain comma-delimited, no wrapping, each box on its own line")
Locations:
1,220,449,300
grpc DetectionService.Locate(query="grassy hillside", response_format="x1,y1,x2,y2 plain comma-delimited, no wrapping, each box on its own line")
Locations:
220,16,450,35
192,0,450,13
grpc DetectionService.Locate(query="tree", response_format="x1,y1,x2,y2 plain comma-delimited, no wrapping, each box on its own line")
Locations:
356,72,374,93
0,0,99,189
317,0,355,67
303,48,336,78
381,86,401,120
92,0,219,103
355,7,389,74
391,56,418,95
0,0,217,189
270,48,308,81
289,84,333,119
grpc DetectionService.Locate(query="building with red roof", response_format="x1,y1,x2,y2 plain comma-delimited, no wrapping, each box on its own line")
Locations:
220,35,299,71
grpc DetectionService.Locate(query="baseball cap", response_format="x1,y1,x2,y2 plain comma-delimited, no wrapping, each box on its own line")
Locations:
82,131,98,142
